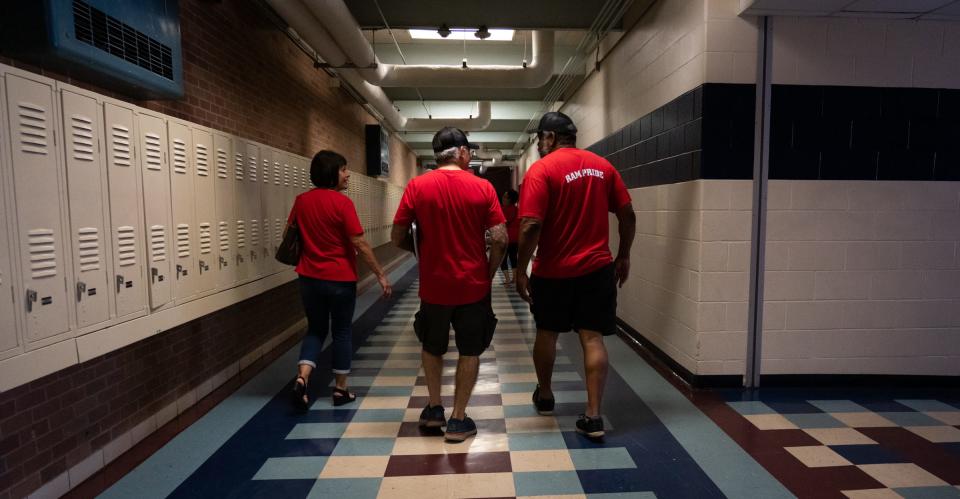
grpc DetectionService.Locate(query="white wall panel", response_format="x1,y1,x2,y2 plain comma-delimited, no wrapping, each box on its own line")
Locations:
60,89,111,329
213,132,236,289
167,120,200,302
3,72,71,344
191,127,216,294
0,76,21,357
103,102,147,318
137,112,172,309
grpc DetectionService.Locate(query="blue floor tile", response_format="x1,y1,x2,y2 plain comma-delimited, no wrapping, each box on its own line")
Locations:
783,413,846,429
361,386,414,397
726,401,776,416
501,382,538,393
507,432,568,451
877,411,944,427
286,423,348,440
894,486,960,498
569,447,637,470
830,445,907,465
504,405,541,418
766,400,825,414
514,471,584,496
306,478,382,499
895,400,960,413
856,400,917,412
251,456,327,480
808,400,870,413
587,493,658,499
331,438,396,456
350,409,406,422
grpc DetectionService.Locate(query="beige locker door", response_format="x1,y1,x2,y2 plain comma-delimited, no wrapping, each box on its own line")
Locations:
213,132,235,288
61,89,111,328
137,113,172,309
243,141,261,281
258,149,272,276
4,73,71,343
0,77,20,355
233,140,251,282
192,128,216,294
167,120,199,302
103,102,146,318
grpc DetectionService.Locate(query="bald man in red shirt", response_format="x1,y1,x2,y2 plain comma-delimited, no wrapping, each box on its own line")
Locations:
516,112,636,438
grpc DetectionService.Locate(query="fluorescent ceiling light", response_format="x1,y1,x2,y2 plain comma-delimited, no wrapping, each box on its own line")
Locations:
409,29,515,41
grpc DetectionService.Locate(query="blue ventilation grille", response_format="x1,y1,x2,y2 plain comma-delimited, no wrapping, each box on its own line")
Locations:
73,0,174,81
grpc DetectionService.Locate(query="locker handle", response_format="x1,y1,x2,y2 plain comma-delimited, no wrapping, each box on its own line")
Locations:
151,267,159,283
26,289,37,313
237,254,244,264
176,264,183,280
250,250,257,261
76,281,87,302
219,256,228,268
199,259,209,274
116,274,125,293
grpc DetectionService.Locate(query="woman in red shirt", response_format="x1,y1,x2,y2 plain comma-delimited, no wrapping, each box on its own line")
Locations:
288,150,392,411
500,189,520,286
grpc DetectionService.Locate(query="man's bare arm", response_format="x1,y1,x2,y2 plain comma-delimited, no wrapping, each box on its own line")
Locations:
614,203,636,287
515,217,542,303
487,223,508,280
391,223,413,252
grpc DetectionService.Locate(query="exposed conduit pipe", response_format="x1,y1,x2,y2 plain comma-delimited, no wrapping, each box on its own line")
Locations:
475,144,503,162
303,0,555,88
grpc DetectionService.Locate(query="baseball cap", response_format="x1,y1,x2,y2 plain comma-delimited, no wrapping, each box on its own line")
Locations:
537,111,578,134
432,127,479,152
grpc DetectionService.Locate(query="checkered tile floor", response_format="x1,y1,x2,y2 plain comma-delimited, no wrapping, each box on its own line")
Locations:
167,277,731,499
727,396,960,497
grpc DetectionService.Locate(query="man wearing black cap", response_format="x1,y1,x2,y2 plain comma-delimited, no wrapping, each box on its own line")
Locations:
516,112,636,438
392,126,508,442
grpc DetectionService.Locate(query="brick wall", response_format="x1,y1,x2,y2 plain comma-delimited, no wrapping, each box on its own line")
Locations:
0,282,303,499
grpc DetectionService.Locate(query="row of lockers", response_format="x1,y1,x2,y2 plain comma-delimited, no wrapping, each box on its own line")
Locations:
343,173,404,249
0,65,401,361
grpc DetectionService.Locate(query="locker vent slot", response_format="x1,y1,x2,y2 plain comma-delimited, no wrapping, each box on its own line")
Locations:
111,125,132,167
218,222,230,252
274,219,282,244
236,220,245,248
150,225,166,262
176,224,190,258
196,143,209,176
145,133,162,171
263,220,270,246
274,161,282,185
216,148,228,179
77,227,101,272
250,220,259,248
234,153,244,180
248,157,258,182
117,226,137,267
71,115,96,162
17,102,49,155
199,223,212,254
172,138,187,174
28,229,57,278
263,159,270,184
283,165,290,186
72,0,175,81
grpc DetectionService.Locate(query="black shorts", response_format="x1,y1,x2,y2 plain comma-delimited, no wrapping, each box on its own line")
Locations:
414,297,498,356
530,264,617,335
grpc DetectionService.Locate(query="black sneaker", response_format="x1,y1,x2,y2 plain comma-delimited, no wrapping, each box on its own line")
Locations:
532,385,555,415
418,404,446,428
576,414,605,438
444,416,478,442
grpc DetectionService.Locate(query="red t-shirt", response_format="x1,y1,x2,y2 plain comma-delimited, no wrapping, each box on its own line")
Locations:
503,205,519,243
519,147,632,279
287,189,364,281
394,168,506,305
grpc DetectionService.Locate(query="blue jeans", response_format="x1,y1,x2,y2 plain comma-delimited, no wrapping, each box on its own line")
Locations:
298,276,357,374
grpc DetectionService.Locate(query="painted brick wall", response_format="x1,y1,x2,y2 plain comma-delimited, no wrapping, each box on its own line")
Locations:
0,282,303,499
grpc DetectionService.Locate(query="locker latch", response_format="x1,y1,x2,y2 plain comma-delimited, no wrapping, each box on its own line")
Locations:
26,289,37,313
219,256,228,268
176,264,185,279
237,254,244,264
76,281,87,302
263,247,269,258
116,275,124,293
199,260,209,274
152,267,164,283
250,250,257,261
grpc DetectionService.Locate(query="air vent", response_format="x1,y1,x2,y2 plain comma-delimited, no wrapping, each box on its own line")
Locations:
195,143,209,176
28,229,57,278
72,0,174,81
274,161,282,185
172,138,187,174
77,227,100,272
176,224,189,258
199,223,212,254
218,222,229,252
263,159,270,184
236,220,245,248
262,220,270,246
150,225,166,262
17,102,49,155
248,156,258,183
283,164,290,186
216,148,228,179
117,226,136,266
250,220,259,248
145,132,162,170
71,115,95,162
234,153,243,180
111,125,132,167
274,219,282,243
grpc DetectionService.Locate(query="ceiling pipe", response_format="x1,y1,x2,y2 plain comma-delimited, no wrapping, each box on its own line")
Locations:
303,0,555,88
475,144,503,161
403,101,492,132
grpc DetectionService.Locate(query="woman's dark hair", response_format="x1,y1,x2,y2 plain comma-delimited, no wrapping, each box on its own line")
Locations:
310,150,347,189
504,189,519,204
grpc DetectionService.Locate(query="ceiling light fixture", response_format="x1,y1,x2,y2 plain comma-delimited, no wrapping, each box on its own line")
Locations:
408,29,515,41
437,23,451,38
474,26,490,40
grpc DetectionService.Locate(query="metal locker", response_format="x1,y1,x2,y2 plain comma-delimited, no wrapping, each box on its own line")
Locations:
60,89,111,328
258,148,272,276
233,139,255,283
269,151,284,274
137,112,172,309
192,127,217,294
103,102,147,318
167,119,199,302
0,76,21,356
213,132,235,289
3,71,71,343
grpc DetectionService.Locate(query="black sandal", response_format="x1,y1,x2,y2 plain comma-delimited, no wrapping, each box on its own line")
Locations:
292,376,309,412
332,387,356,407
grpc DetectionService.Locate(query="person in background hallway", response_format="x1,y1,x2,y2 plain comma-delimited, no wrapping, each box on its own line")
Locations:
287,150,392,412
392,127,508,442
500,189,520,286
516,112,636,438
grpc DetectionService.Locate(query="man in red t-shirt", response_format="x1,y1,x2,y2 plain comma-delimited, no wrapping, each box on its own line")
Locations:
516,112,636,438
392,127,507,442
